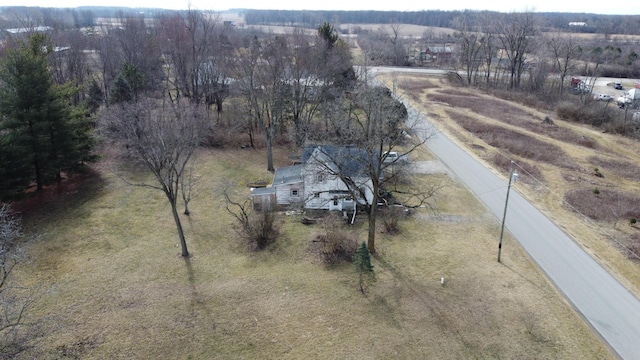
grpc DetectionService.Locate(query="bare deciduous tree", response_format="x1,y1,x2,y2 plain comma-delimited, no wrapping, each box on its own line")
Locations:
93,23,122,106
159,9,224,106
453,15,484,86
99,98,209,257
115,14,164,96
234,35,288,172
286,27,323,146
49,29,89,105
496,11,537,89
309,84,439,253
0,204,36,358
546,32,580,94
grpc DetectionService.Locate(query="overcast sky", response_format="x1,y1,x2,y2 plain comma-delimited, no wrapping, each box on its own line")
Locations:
3,0,638,16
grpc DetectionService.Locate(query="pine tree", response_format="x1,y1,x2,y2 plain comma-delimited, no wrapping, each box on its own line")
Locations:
110,62,145,104
352,241,375,295
0,33,95,200
86,78,104,114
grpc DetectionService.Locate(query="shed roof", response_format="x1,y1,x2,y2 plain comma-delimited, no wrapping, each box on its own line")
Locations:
251,186,275,196
273,164,304,185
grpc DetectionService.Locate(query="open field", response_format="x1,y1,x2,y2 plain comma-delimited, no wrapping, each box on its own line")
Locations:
10,136,615,358
377,72,640,300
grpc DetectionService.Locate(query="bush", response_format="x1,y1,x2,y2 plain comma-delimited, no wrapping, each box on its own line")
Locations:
380,206,405,234
556,102,617,127
594,168,604,178
223,190,280,251
246,209,280,250
313,214,357,265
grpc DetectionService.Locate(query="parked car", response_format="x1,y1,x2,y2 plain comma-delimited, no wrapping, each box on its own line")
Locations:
614,82,623,90
594,93,613,101
383,151,409,163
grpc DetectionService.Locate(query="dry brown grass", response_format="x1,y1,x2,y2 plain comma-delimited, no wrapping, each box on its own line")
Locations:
431,91,599,149
379,71,640,297
10,138,613,359
445,110,578,169
590,156,640,182
565,188,640,222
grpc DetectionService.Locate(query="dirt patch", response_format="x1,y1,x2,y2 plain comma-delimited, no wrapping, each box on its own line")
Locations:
410,160,452,175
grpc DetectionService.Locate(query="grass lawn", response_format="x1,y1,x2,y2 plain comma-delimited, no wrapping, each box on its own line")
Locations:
12,141,612,359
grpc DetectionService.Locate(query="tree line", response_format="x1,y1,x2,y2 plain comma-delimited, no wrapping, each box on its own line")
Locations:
244,9,640,36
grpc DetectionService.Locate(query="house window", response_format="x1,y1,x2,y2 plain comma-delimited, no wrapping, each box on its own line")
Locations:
315,174,324,183
314,192,320,198
291,189,299,197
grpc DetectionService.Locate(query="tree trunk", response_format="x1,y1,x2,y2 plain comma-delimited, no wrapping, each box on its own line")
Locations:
216,97,223,113
170,200,189,257
265,125,274,172
367,204,377,254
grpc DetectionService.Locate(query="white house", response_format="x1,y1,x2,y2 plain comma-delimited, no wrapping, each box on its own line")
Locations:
251,145,375,211
302,146,374,211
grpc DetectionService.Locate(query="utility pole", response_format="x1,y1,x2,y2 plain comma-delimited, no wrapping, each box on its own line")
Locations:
498,161,518,263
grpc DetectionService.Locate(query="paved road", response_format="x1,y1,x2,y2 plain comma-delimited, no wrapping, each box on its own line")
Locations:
397,92,640,359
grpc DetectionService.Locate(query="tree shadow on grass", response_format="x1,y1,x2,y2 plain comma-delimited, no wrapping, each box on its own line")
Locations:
12,169,108,225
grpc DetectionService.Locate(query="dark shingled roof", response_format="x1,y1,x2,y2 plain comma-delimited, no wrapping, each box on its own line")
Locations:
302,145,373,177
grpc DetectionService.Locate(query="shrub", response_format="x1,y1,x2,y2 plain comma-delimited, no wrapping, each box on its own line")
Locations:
380,206,405,234
246,209,280,250
594,168,604,178
314,214,357,265
223,190,280,251
448,110,578,169
593,187,600,195
555,102,616,127
631,218,637,225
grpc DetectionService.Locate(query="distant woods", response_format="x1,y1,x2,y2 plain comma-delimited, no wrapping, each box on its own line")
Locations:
2,5,640,204
244,9,640,36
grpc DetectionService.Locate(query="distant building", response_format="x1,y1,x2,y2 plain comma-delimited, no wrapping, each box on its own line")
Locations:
569,22,587,27
425,46,452,57
6,26,53,34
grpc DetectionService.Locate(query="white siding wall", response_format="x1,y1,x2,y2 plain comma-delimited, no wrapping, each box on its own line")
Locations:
302,161,374,210
275,183,303,205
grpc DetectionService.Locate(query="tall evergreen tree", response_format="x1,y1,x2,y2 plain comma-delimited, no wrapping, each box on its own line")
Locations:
0,33,94,200
110,62,145,104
